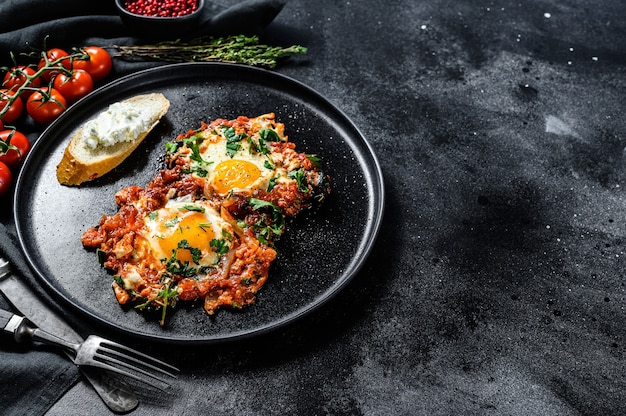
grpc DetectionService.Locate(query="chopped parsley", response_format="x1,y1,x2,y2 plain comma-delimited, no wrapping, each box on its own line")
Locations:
168,134,212,177
165,141,179,154
179,205,205,213
267,174,279,192
184,165,209,178
226,140,241,158
184,136,213,174
156,282,178,327
247,136,260,154
164,216,180,228
113,275,124,287
164,240,203,277
96,249,107,266
210,238,229,256
221,229,233,241
249,198,285,243
257,137,270,155
288,168,309,193
259,128,280,142
306,154,321,167
177,240,202,264
222,126,236,138
222,125,246,158
249,198,278,211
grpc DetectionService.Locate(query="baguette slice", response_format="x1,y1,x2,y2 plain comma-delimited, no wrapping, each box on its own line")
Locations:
56,93,170,186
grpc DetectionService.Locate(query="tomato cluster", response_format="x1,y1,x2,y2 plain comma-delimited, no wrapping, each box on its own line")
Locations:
1,46,112,126
0,46,113,197
0,124,30,196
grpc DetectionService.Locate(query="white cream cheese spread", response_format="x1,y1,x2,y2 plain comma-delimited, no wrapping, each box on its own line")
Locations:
82,102,152,149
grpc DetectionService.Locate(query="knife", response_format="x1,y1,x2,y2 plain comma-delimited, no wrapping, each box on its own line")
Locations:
0,257,139,413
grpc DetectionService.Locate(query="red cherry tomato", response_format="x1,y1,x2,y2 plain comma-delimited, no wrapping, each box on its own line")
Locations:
26,87,67,124
71,46,112,82
0,161,11,197
53,70,93,103
0,129,30,169
37,48,71,83
0,89,23,123
2,66,40,99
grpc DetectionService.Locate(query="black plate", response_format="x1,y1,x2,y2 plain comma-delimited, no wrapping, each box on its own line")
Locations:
13,63,384,344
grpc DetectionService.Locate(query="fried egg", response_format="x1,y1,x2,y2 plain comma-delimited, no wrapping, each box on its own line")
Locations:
170,114,298,197
200,130,280,196
140,198,234,268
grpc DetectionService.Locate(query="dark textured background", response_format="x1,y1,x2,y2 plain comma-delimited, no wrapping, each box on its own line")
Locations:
1,0,625,414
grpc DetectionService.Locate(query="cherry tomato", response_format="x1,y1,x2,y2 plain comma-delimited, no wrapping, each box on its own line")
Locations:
37,48,71,83
2,66,40,99
53,69,93,103
0,89,23,123
0,161,11,197
72,46,112,82
26,87,67,124
0,129,30,169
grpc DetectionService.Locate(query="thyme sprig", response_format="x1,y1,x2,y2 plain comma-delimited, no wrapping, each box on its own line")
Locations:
110,35,307,68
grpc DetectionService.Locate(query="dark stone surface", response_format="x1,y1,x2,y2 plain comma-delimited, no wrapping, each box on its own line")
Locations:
4,0,625,414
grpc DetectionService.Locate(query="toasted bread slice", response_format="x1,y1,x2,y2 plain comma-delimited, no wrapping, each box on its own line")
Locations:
56,93,170,186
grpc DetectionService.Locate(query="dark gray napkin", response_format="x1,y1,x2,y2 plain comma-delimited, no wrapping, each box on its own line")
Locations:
0,223,81,416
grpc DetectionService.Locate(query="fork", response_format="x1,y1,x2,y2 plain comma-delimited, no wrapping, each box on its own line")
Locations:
0,308,178,390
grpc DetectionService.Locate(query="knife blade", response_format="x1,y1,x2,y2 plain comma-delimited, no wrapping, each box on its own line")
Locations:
0,258,139,413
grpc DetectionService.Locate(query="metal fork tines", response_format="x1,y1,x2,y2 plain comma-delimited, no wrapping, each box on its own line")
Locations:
1,309,178,390
76,335,179,390
0,257,10,279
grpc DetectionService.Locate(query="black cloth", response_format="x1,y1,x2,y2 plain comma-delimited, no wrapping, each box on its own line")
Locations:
0,223,81,416
0,1,286,414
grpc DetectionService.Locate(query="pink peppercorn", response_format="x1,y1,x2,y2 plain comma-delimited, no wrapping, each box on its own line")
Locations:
124,0,198,17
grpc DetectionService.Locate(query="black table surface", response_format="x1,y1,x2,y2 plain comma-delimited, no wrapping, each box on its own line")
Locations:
3,0,626,414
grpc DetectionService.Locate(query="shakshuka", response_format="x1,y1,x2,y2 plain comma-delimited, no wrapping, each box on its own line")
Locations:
81,113,330,326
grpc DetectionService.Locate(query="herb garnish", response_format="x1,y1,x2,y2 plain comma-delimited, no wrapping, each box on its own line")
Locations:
288,168,309,193
96,249,107,266
163,239,203,277
249,198,285,243
164,216,180,228
156,281,178,327
113,275,124,287
210,238,229,256
267,174,279,192
259,128,280,142
180,205,205,213
165,141,179,154
222,125,246,158
306,154,321,167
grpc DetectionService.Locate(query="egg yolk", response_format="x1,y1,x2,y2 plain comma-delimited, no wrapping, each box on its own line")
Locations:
158,212,216,263
212,159,261,194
